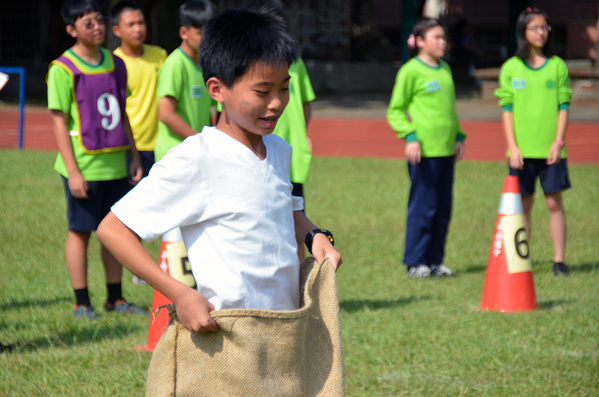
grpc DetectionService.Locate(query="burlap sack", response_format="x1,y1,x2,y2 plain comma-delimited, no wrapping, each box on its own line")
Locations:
146,257,345,396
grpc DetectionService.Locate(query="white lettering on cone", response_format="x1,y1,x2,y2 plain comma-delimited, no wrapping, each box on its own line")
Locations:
493,226,503,257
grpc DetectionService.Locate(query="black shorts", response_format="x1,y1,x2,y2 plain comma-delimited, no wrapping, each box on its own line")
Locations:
292,183,305,213
62,177,131,232
126,150,155,180
291,183,304,198
509,158,571,196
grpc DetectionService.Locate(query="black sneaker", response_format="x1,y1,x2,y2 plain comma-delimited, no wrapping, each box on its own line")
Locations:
553,262,569,276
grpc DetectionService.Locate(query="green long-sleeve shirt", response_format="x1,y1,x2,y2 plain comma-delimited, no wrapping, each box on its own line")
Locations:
495,56,572,159
387,57,465,157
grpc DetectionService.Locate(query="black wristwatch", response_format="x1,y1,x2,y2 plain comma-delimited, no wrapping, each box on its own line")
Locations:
305,229,334,255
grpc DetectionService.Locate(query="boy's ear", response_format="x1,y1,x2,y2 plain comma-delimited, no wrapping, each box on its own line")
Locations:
179,26,188,41
112,24,121,38
66,24,78,39
206,77,224,103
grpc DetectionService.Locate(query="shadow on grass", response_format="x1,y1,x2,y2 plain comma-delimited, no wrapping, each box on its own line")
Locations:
568,263,599,273
340,296,430,312
538,299,577,310
462,262,599,275
462,265,487,274
0,297,72,311
18,323,142,351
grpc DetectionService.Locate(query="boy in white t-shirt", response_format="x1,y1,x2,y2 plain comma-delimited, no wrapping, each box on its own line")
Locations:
97,8,342,333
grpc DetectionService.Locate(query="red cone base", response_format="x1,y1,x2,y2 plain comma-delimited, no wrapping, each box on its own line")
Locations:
134,289,171,352
480,221,538,312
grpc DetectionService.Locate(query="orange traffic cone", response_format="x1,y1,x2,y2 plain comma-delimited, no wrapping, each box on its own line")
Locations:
480,176,538,312
134,228,194,351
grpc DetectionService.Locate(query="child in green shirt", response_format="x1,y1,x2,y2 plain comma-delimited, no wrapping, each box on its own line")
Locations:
152,0,217,284
48,0,146,318
154,0,217,161
387,17,466,279
495,7,572,276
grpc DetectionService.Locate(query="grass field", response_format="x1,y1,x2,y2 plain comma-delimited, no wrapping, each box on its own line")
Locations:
1,150,598,396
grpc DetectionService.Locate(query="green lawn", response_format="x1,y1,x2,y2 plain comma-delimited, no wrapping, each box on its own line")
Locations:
1,151,597,396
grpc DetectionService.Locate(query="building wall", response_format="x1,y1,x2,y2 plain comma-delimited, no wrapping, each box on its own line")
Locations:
1,0,596,101
1,0,596,66
374,0,598,64
217,0,352,60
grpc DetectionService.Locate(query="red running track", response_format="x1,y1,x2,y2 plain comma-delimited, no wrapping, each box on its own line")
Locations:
308,118,598,164
2,109,598,164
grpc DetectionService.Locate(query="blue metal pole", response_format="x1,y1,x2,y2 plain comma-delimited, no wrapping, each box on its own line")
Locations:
0,67,26,150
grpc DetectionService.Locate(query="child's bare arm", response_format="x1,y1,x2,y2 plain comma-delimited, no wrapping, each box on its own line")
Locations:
293,211,342,270
303,102,312,128
158,96,197,139
455,141,465,161
547,110,568,165
51,110,88,198
501,111,523,169
97,212,218,332
303,103,313,152
123,114,143,184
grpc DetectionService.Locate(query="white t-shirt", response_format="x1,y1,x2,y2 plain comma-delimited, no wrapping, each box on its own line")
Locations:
112,126,304,311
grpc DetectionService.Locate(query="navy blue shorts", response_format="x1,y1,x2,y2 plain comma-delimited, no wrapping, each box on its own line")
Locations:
509,158,571,196
126,150,155,180
62,177,131,232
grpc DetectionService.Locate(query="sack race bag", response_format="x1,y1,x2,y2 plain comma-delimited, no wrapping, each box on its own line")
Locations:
146,257,345,396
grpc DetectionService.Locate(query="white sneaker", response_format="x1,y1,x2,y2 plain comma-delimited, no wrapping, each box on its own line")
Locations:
430,264,453,277
407,265,431,279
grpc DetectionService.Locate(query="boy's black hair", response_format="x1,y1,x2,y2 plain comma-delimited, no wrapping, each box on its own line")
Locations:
110,0,142,26
200,8,299,87
409,16,446,58
60,0,102,26
179,0,218,28
515,7,555,59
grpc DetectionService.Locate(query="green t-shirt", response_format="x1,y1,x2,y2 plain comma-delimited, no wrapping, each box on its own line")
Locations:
387,57,465,157
495,56,572,159
272,59,315,184
154,47,215,161
47,48,127,181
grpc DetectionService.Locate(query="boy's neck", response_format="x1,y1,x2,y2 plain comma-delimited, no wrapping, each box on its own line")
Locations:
216,115,267,160
180,42,199,66
119,41,144,58
71,41,102,65
417,53,440,67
